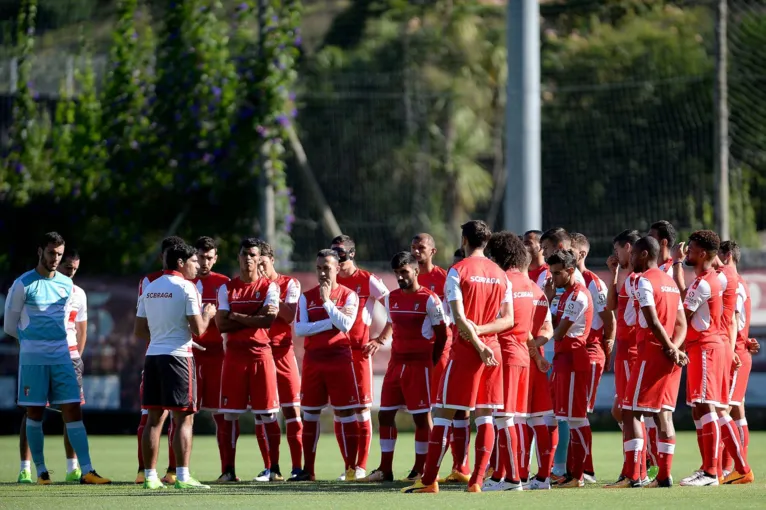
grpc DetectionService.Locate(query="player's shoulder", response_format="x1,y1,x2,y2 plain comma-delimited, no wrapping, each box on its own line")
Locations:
278,273,299,285
145,270,164,283
72,283,86,297
208,272,230,285
419,286,440,300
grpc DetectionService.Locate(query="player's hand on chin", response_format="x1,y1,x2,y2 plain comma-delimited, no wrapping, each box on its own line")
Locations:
319,280,331,302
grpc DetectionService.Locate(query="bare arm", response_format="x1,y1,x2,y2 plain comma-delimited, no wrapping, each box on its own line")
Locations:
474,302,514,336
552,317,574,343
431,323,448,365
187,305,215,337
640,304,674,351
216,309,246,333
600,309,615,360
450,299,484,353
278,302,298,324
75,321,87,355
229,308,278,329
672,309,687,350
134,317,151,341
605,256,620,311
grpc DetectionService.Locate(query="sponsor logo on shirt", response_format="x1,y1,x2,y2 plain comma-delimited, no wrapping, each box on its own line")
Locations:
661,286,680,294
513,291,534,299
146,292,173,298
468,276,502,284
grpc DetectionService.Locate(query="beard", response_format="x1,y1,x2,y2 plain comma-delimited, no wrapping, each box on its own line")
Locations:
397,280,411,290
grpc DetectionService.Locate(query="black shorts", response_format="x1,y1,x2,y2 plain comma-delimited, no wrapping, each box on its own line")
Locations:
142,355,197,412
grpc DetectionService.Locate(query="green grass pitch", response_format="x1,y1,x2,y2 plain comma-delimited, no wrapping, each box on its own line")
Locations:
0,431,764,509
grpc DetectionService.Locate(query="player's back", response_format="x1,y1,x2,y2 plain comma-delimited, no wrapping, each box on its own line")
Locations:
448,256,507,331
529,263,549,290
636,268,681,348
717,265,739,330
141,272,198,356
192,272,228,355
501,269,535,363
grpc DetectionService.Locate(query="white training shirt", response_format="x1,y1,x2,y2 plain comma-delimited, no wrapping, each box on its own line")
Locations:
684,277,714,333
736,281,748,332
65,284,88,359
137,272,201,357
560,288,591,339
587,275,608,330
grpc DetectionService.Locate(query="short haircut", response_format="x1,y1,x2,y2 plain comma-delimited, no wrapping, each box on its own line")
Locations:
634,236,660,262
240,237,262,252
39,231,65,250
461,220,492,249
161,235,185,252
62,247,80,261
570,232,590,252
719,240,741,264
317,248,340,261
546,249,577,269
540,228,570,247
524,229,543,238
613,229,641,247
650,220,677,246
194,236,217,253
688,230,720,253
164,243,196,269
487,231,528,271
257,239,275,258
391,251,417,270
454,248,464,258
412,233,435,247
331,234,355,250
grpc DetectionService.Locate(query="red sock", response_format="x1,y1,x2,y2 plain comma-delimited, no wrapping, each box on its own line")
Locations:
421,418,451,485
499,419,520,482
303,415,320,476
531,418,553,479
336,416,359,471
646,419,659,468
286,418,303,470
137,413,147,470
469,417,495,486
566,434,575,476
493,421,507,480
657,439,675,481
721,446,733,473
736,419,749,457
379,425,397,474
264,417,282,470
569,422,592,481
356,411,372,470
719,415,750,474
488,425,500,473
700,413,720,475
517,422,533,481
213,414,229,472
624,438,643,481
255,419,270,469
414,425,430,474
167,417,176,470
451,419,471,475
717,440,724,477
639,421,647,480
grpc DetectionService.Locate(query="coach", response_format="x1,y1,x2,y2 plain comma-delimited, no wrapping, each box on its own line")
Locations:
134,243,216,490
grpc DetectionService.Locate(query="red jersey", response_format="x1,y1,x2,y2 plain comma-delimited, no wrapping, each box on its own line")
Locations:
634,268,682,349
217,277,279,357
529,263,550,290
736,274,751,352
191,271,229,357
658,258,675,277
615,272,639,360
582,269,608,363
386,287,446,364
445,256,511,349
555,282,593,370
295,284,359,359
717,265,739,343
337,268,389,348
267,274,301,348
531,283,552,359
418,265,453,339
501,269,535,366
683,268,724,349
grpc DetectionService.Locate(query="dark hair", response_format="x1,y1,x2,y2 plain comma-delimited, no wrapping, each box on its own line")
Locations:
688,230,720,253
650,220,677,246
317,248,340,261
257,239,275,258
161,235,185,252
39,232,65,250
546,249,577,269
164,243,196,269
719,240,741,264
454,248,464,258
240,237,262,252
634,236,660,262
524,229,543,238
570,232,590,252
331,234,355,250
461,220,492,249
540,228,570,247
411,233,435,247
613,229,641,247
194,236,217,253
391,251,417,270
487,231,527,271
62,247,80,261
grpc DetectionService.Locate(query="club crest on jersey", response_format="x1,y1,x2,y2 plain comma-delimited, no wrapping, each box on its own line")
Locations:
356,285,362,294
24,386,30,396
414,303,420,311
430,285,435,291
309,301,316,307
223,397,228,406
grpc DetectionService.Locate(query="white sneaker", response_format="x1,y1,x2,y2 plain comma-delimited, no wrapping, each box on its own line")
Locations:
482,478,505,491
722,469,731,479
679,472,719,487
502,480,524,491
336,472,346,481
639,477,651,487
354,467,366,480
680,469,703,484
583,473,597,484
528,477,552,490
253,469,271,482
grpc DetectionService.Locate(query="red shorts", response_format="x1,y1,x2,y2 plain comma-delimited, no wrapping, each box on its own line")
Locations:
273,346,301,407
352,348,374,407
301,355,361,411
527,363,553,416
195,354,224,412
435,343,503,411
586,361,604,413
686,344,727,408
729,350,752,406
613,356,636,402
431,351,449,404
380,361,432,414
500,364,529,417
220,353,279,414
621,348,682,413
553,364,589,420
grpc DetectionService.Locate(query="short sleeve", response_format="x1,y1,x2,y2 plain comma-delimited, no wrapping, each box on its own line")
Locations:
545,308,552,324
445,268,462,302
636,277,655,309
265,282,280,307
285,279,301,304
502,277,513,304
136,294,147,318
185,282,201,316
217,284,230,312
426,294,446,326
684,279,711,312
137,276,150,309
75,289,88,322
590,280,608,313
717,272,728,290
384,295,393,324
561,291,587,322
369,274,390,300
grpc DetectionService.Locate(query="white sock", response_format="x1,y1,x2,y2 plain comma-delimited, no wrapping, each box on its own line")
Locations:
20,460,31,471
145,468,158,481
176,466,190,482
66,458,79,473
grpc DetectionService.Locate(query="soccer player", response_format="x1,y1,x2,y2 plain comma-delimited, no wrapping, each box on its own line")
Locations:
255,240,303,481
215,239,280,478
674,231,753,486
648,220,677,275
135,242,215,489
331,235,390,480
403,220,513,494
135,235,186,484
616,236,687,488
292,249,360,482
189,237,234,482
570,233,615,483
5,232,109,485
361,251,447,482
453,248,465,265
524,230,549,289
16,247,89,484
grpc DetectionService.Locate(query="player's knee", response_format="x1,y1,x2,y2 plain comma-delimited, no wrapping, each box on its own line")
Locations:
60,403,82,423
378,410,396,427
25,407,44,421
282,406,299,420
303,411,321,422
336,408,354,418
261,413,277,423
